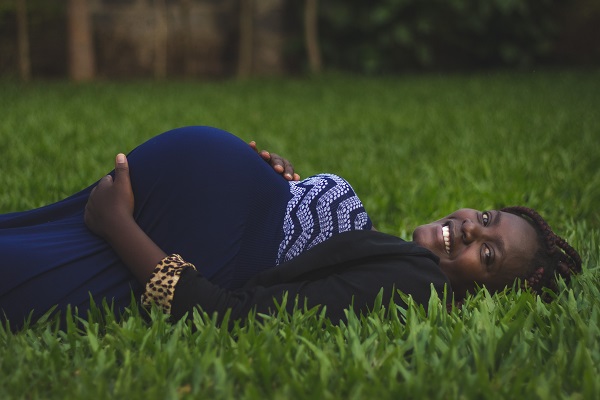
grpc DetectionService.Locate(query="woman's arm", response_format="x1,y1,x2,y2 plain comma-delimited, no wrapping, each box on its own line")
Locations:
168,252,449,325
84,141,298,283
84,154,166,284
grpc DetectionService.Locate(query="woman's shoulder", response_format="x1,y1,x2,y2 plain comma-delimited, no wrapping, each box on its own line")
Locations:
323,230,438,259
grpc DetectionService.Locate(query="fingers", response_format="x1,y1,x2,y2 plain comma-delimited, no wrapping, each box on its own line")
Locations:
258,150,271,162
249,141,258,153
114,153,130,186
249,141,272,161
282,159,294,180
96,174,113,190
250,141,272,162
248,142,300,181
269,153,295,180
115,153,128,172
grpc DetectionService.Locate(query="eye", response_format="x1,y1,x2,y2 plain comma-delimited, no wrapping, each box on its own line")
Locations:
483,244,493,266
482,211,491,226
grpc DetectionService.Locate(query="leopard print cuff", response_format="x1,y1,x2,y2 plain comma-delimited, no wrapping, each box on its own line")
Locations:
141,254,197,314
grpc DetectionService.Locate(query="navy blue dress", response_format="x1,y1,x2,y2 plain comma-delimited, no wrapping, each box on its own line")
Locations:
0,126,372,327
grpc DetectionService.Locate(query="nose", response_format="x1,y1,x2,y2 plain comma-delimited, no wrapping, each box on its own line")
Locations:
461,219,480,244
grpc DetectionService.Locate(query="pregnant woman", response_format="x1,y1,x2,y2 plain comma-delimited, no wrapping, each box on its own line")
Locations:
1,126,581,329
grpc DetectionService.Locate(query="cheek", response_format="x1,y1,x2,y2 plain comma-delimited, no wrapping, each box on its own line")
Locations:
440,259,481,295
438,260,460,286
441,252,480,282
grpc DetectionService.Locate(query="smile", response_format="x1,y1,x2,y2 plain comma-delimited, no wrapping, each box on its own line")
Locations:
442,223,452,255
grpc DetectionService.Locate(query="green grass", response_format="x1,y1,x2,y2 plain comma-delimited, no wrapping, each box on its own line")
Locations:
1,69,599,399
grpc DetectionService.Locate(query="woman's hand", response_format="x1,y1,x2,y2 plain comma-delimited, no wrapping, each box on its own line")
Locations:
249,141,300,181
85,153,167,284
85,153,135,240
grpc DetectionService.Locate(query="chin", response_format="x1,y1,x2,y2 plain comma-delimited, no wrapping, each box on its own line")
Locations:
411,227,421,243
412,224,430,248
412,223,443,257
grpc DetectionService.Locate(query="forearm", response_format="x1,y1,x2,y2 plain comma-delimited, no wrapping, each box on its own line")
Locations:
170,251,451,325
171,265,372,324
105,216,167,285
84,153,167,285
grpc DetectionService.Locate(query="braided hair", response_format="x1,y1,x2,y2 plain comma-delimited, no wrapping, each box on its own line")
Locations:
501,206,582,296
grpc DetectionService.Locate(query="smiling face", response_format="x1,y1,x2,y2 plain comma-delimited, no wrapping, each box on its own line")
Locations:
412,208,540,299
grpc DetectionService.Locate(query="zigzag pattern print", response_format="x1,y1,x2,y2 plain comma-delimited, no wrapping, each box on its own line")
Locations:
276,174,372,265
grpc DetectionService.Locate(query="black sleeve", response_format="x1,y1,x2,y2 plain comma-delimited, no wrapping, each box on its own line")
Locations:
170,256,450,324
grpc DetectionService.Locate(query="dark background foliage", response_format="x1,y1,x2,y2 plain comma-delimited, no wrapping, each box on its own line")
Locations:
0,0,598,79
312,0,598,73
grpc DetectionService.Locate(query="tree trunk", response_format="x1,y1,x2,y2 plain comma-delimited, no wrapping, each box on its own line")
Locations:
16,0,31,81
154,0,168,79
304,0,322,74
253,0,286,76
67,0,95,81
237,0,254,78
180,0,193,77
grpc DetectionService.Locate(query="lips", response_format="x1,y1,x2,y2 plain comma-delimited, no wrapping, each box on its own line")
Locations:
442,222,452,255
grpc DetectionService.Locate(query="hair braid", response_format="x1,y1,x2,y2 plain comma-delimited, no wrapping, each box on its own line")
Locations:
501,206,582,296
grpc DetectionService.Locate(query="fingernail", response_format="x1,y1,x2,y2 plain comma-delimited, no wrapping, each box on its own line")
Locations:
117,154,126,164
285,173,292,179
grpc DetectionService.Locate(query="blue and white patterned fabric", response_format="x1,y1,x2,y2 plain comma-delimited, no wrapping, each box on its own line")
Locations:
276,174,373,264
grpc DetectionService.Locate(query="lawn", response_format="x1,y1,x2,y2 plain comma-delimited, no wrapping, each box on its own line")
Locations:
1,69,599,399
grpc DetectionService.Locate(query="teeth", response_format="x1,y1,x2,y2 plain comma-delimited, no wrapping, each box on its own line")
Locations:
442,225,451,255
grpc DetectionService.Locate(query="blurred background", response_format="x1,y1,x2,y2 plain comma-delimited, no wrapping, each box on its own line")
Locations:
1,0,599,81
